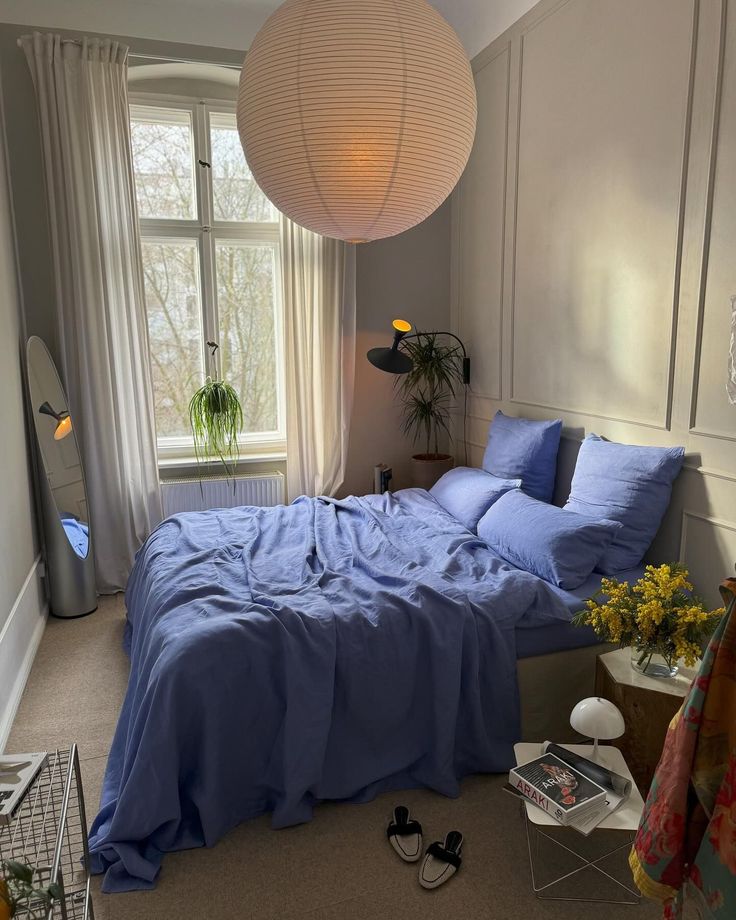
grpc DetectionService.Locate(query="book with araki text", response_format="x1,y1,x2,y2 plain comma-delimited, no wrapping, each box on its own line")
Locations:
509,752,606,825
0,753,47,825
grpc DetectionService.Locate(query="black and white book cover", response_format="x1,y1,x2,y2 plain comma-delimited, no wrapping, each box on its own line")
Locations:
0,753,47,824
509,753,606,824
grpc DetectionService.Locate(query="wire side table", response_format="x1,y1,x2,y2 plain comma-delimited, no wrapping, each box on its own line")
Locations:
513,742,644,905
0,746,94,920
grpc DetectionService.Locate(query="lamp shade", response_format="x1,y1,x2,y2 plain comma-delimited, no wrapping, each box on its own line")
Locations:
237,0,477,242
38,401,73,441
570,698,625,742
367,346,413,375
53,414,73,441
367,318,414,374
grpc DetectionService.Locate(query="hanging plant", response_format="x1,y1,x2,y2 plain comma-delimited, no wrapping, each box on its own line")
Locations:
188,341,244,482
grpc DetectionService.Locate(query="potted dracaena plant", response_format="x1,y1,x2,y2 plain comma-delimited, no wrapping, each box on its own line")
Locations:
188,341,244,486
397,331,464,489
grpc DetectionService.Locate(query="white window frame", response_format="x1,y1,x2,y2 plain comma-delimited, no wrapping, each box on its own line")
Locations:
130,93,286,464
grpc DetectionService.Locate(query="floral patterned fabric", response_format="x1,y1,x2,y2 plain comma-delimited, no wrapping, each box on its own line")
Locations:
629,579,736,918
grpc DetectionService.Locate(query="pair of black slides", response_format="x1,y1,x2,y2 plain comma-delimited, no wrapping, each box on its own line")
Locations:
386,806,463,889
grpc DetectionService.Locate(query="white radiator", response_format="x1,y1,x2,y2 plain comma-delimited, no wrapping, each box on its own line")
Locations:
161,471,285,517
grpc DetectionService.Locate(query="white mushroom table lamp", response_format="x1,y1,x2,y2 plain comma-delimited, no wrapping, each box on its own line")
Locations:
570,697,625,761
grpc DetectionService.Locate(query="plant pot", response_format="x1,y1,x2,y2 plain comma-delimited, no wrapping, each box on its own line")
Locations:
630,645,679,679
410,453,454,490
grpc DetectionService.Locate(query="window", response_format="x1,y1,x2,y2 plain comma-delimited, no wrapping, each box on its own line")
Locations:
130,99,285,461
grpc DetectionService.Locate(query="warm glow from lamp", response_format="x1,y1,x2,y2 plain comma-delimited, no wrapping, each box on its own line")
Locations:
237,0,477,242
393,320,412,334
53,414,73,441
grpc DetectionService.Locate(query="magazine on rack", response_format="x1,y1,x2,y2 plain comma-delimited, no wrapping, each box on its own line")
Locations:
507,742,632,836
0,753,47,825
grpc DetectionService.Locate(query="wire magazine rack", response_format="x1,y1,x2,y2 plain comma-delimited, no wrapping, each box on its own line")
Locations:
0,746,94,919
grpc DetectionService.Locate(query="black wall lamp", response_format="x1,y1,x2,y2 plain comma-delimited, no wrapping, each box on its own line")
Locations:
38,401,73,441
367,319,470,466
367,319,471,384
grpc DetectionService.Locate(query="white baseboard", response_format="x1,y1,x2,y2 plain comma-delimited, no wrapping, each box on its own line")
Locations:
0,555,47,752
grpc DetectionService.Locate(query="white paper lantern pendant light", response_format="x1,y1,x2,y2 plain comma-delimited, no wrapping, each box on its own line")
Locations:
237,0,477,242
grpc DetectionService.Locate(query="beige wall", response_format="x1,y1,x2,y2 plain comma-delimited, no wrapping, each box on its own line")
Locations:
0,75,38,631
342,203,451,497
0,71,46,747
452,0,736,607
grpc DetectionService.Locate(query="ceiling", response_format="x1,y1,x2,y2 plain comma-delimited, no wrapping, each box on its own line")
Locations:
0,0,538,59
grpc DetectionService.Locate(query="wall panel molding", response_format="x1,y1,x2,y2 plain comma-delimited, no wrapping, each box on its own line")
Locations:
680,509,736,548
688,0,729,434
679,509,736,604
451,0,736,578
507,397,672,431
690,426,736,443
505,0,698,428
456,42,511,403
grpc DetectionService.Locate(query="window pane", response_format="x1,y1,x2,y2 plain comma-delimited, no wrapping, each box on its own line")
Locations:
210,112,277,222
141,239,204,439
130,107,196,220
215,242,279,434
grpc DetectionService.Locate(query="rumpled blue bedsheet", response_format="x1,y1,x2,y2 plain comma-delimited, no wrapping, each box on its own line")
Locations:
89,489,571,892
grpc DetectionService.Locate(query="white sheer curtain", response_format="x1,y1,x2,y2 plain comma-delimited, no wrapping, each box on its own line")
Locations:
21,32,162,592
280,218,356,500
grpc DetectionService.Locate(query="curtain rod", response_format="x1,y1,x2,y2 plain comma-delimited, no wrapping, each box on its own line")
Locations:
129,52,242,70
16,36,242,69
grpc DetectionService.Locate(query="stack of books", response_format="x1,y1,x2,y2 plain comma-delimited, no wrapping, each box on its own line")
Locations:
507,742,632,835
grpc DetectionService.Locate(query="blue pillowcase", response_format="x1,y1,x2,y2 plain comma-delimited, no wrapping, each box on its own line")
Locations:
482,411,562,503
430,466,521,532
477,490,623,590
564,434,685,574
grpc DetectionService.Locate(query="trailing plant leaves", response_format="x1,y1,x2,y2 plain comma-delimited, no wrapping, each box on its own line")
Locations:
4,862,33,885
189,377,244,481
1,859,60,920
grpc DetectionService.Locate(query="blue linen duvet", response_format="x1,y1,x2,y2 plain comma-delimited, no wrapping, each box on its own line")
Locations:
89,489,571,892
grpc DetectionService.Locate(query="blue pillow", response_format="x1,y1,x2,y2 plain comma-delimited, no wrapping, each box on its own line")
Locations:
564,434,685,574
477,490,623,590
430,467,521,532
482,411,562,503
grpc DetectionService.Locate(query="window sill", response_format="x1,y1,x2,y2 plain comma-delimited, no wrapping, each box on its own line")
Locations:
157,450,287,472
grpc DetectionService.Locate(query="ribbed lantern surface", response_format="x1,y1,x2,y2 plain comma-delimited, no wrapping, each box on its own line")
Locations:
237,0,477,242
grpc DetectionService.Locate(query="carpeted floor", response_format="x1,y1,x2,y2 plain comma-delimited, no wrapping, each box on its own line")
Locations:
7,596,673,920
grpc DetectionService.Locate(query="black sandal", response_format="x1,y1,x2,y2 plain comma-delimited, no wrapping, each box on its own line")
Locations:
386,805,423,863
419,830,463,888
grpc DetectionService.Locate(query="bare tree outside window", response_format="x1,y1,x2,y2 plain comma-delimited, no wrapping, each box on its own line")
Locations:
210,113,277,223
130,102,285,460
216,243,278,432
140,239,204,437
131,110,196,219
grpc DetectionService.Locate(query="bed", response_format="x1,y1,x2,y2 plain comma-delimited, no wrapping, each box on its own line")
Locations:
514,566,645,741
89,487,614,891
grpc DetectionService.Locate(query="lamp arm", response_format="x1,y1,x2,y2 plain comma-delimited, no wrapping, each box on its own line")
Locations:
401,331,470,387
401,330,467,359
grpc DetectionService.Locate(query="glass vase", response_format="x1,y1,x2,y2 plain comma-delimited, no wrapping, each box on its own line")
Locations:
630,644,679,679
